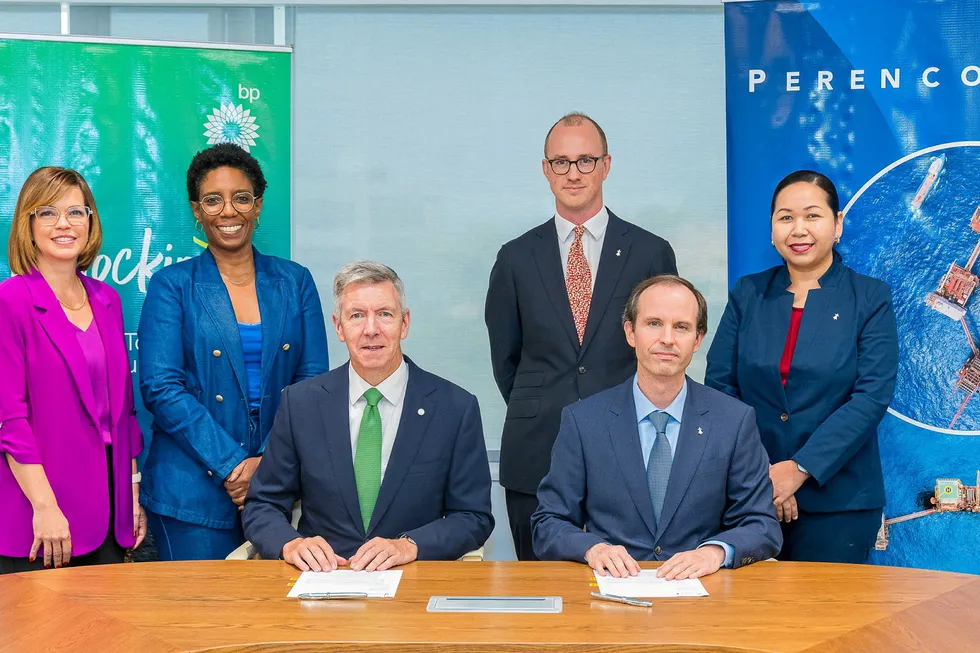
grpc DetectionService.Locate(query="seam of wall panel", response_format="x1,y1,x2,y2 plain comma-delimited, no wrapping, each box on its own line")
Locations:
0,30,292,52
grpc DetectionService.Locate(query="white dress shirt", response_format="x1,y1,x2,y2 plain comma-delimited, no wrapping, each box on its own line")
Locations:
555,206,609,292
348,359,409,478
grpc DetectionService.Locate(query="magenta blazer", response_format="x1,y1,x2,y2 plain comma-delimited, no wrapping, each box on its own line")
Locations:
0,270,143,557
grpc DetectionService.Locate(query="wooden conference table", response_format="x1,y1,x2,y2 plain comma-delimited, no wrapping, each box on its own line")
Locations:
2,560,978,652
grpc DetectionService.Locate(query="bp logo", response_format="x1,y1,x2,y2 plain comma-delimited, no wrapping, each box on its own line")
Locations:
203,103,260,152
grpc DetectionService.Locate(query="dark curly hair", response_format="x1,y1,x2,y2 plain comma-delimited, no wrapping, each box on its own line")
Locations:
185,143,268,202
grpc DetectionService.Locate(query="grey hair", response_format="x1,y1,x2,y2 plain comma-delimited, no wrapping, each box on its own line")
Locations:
332,260,407,318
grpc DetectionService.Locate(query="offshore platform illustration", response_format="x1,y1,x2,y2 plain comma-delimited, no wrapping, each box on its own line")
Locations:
875,471,980,550
875,154,980,550
921,159,980,426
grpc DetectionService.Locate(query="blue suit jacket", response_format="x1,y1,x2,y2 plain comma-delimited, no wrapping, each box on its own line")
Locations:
138,248,329,529
532,377,781,566
705,260,898,513
241,359,495,561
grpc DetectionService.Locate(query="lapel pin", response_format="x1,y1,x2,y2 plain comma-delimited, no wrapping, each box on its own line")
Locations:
616,249,621,257
833,313,839,320
418,408,425,416
697,427,703,436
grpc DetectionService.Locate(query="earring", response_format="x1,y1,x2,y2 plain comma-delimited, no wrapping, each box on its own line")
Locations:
254,217,260,230
835,236,840,244
195,221,203,233
771,240,775,247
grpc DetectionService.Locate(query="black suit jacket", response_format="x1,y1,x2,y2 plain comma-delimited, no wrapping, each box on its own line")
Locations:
241,358,494,560
485,210,677,494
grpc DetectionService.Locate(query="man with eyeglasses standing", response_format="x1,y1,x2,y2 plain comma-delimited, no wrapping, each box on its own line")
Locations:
485,113,677,561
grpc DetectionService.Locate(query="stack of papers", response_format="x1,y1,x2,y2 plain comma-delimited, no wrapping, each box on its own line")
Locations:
287,570,403,598
595,570,709,598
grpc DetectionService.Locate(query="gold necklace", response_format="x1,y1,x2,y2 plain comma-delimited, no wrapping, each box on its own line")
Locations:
222,271,255,286
57,277,87,311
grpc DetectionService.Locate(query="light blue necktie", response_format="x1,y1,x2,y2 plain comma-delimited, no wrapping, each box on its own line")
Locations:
646,411,672,526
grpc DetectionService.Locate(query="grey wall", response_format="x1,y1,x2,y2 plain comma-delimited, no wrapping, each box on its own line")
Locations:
0,2,727,561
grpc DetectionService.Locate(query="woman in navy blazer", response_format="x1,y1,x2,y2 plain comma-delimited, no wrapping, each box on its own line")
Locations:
705,170,898,563
138,144,329,560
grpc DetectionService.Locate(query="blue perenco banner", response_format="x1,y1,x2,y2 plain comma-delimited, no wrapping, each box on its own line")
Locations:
725,0,980,572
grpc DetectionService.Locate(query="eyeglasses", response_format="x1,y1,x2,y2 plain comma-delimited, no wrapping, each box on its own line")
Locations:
30,205,92,226
546,155,606,175
197,192,257,216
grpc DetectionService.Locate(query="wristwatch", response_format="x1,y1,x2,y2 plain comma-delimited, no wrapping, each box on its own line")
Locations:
132,472,142,484
796,462,809,477
399,535,417,547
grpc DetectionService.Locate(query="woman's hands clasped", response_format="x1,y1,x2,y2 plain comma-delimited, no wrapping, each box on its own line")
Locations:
225,456,262,510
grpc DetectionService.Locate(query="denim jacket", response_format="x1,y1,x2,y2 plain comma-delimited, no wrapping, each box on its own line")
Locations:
138,248,329,528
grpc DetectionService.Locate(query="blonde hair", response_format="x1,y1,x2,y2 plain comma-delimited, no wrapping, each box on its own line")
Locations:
7,166,104,275
544,112,609,157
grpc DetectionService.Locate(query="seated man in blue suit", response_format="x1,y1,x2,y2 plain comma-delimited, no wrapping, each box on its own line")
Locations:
243,261,494,571
532,275,780,579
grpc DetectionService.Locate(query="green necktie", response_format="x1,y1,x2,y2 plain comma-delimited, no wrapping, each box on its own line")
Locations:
354,387,384,531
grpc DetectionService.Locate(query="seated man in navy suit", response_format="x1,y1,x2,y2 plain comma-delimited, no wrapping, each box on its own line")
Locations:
532,275,780,579
243,261,494,571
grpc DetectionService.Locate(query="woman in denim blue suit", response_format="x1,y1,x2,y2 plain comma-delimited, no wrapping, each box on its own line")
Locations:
138,144,329,560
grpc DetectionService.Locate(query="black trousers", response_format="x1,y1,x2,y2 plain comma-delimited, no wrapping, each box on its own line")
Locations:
777,508,882,563
505,489,540,561
0,447,125,574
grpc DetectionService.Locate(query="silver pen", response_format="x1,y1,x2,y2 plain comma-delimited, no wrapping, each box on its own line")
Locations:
297,592,369,600
590,592,653,607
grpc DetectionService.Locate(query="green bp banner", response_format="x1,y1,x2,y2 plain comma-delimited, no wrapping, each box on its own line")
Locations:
0,34,291,415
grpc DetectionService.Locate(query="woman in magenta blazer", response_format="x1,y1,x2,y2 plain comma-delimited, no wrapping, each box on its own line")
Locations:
0,167,147,573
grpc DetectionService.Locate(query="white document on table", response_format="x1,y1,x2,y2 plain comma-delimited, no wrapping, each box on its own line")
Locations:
287,570,403,598
595,570,709,598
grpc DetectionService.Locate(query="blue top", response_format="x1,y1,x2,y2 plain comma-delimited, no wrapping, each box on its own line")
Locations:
631,374,733,568
238,322,263,413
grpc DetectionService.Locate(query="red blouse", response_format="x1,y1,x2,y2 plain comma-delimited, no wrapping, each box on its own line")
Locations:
780,307,804,386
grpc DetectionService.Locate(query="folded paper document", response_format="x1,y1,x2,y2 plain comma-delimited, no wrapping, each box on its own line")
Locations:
287,570,403,599
595,570,708,598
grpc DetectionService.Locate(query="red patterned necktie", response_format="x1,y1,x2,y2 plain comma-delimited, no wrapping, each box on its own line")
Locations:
566,225,592,345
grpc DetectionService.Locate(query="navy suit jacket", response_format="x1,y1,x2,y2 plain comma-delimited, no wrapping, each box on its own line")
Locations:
531,377,781,566
242,358,494,560
705,260,898,513
486,210,677,494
